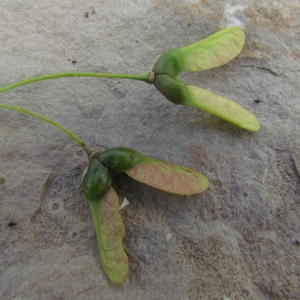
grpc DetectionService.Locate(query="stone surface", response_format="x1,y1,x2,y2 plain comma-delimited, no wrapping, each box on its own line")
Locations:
0,0,299,299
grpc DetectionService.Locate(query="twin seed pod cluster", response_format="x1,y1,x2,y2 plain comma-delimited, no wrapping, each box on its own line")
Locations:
82,147,209,284
152,27,260,132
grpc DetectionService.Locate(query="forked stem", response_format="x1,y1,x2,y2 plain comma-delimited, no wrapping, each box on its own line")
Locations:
0,103,93,155
0,72,152,94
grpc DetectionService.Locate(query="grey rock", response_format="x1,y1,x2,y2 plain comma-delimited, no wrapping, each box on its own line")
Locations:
1,0,299,299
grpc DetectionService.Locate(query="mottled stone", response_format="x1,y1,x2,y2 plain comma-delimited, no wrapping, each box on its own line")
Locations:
0,0,300,299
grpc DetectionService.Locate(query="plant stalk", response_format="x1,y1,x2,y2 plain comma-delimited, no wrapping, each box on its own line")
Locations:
0,103,93,155
0,72,152,94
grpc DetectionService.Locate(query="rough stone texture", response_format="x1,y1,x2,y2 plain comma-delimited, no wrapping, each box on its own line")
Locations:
0,1,299,299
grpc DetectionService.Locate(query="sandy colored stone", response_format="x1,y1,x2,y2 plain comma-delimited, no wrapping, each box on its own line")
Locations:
1,0,300,299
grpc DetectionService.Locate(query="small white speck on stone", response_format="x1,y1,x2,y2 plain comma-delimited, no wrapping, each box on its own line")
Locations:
81,166,88,181
119,197,130,210
166,233,172,242
224,3,245,28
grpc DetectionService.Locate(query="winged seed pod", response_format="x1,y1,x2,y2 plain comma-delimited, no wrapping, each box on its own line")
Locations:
99,147,209,195
82,148,208,284
82,158,128,284
152,27,260,131
154,75,260,132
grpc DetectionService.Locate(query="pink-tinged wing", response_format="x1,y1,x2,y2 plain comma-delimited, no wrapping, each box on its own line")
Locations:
124,157,209,195
88,187,128,284
186,85,260,131
180,27,245,72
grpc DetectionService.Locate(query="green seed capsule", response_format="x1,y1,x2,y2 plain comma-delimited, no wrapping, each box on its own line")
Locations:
152,48,184,78
153,75,190,105
82,158,111,201
82,158,128,284
99,147,139,172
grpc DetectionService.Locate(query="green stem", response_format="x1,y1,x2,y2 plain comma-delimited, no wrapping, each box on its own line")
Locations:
0,103,93,155
0,72,152,94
